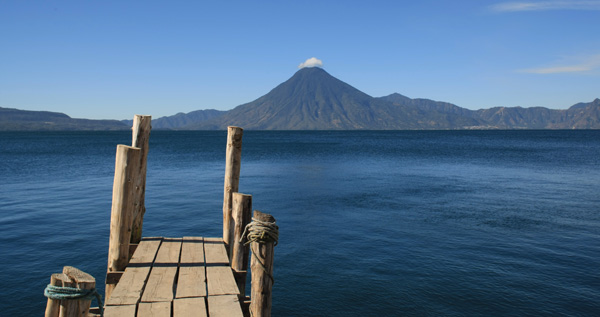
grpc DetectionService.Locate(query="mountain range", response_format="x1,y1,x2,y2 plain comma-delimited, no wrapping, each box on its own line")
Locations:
3,67,599,130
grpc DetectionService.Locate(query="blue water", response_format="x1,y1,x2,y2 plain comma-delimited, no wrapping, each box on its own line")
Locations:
1,130,599,316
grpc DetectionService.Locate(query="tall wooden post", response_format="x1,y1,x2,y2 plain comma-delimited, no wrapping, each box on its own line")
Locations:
106,145,141,300
223,126,243,251
250,210,277,317
230,192,252,297
130,115,151,244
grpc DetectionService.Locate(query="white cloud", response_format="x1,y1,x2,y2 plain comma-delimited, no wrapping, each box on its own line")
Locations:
491,1,600,12
519,54,600,74
298,57,324,69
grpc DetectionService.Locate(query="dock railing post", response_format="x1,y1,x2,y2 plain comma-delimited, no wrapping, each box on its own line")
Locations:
223,126,243,252
105,145,141,300
230,192,252,297
250,210,277,317
130,115,151,245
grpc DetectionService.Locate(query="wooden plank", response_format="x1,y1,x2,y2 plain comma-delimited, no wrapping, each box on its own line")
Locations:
180,237,205,263
176,237,206,298
106,238,162,306
141,238,182,302
174,297,208,317
207,295,244,317
131,238,163,263
204,237,229,265
137,302,171,317
103,305,136,317
206,266,240,296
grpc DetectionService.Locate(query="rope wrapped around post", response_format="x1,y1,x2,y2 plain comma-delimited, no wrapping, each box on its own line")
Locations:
240,217,279,246
242,210,278,317
240,215,279,284
44,284,104,316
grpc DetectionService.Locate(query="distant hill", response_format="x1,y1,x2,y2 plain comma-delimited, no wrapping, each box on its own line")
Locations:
0,107,128,131
122,109,226,129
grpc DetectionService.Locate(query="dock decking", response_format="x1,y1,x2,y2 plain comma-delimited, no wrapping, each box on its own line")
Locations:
104,237,243,317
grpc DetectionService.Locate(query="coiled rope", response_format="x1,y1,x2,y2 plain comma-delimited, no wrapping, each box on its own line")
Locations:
44,284,104,316
240,217,279,284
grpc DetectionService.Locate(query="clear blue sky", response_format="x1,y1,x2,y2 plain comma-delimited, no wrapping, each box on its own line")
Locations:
1,1,599,120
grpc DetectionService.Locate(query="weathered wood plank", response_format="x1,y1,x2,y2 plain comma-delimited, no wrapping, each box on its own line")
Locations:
141,238,182,302
176,237,206,298
207,295,244,317
206,266,240,296
180,237,205,264
137,301,171,317
103,305,136,317
130,238,163,264
204,237,229,265
174,297,208,317
106,238,162,306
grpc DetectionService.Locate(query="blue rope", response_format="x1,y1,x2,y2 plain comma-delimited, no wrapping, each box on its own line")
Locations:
44,284,104,316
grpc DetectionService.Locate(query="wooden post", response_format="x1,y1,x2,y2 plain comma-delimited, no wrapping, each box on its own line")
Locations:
106,145,141,300
223,126,243,251
130,115,151,244
44,267,96,317
61,266,96,317
250,210,276,317
45,273,69,317
230,192,252,297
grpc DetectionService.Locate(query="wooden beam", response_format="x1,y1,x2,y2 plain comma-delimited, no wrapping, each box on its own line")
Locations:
250,211,277,317
223,126,243,251
106,145,141,300
130,115,151,244
230,192,252,296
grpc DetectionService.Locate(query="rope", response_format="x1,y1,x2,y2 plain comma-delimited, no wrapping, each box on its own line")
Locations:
240,217,279,246
240,217,279,285
44,284,104,316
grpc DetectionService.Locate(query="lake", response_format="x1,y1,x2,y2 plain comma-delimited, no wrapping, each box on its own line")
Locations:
1,130,599,316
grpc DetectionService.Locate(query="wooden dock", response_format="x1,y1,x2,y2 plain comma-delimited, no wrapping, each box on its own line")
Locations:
44,118,277,317
104,237,243,317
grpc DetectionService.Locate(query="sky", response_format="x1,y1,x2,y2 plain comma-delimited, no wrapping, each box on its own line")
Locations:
1,1,599,120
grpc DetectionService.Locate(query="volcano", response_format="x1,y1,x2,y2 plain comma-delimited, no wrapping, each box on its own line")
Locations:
189,67,480,130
